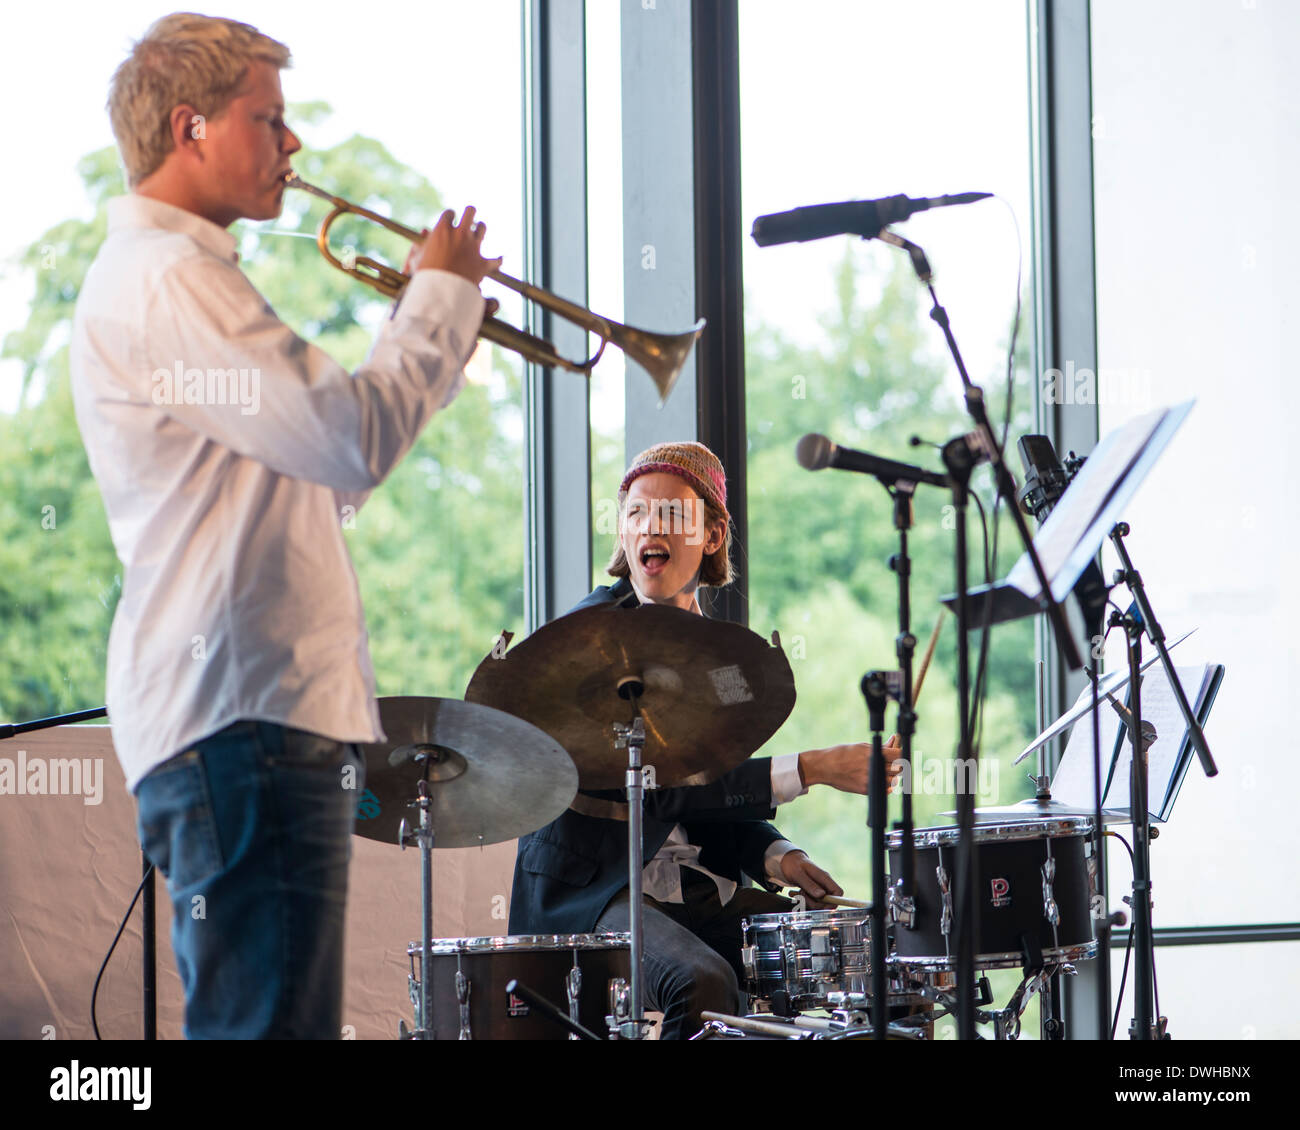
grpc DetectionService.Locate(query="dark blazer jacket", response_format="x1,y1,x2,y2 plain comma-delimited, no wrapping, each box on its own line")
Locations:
508,578,788,935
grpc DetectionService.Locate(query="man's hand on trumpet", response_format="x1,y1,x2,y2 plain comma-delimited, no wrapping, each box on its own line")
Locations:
403,205,503,293
797,734,904,795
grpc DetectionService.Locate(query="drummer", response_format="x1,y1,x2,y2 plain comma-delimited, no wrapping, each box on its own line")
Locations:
509,441,903,1039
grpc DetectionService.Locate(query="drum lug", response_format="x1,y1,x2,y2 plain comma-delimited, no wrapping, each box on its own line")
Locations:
887,878,916,929
740,943,757,980
606,977,630,1039
810,927,840,977
936,864,953,939
566,963,583,1041
1041,857,1061,927
407,972,421,1030
455,969,472,1041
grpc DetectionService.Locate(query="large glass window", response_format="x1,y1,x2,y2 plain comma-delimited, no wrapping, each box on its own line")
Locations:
586,0,627,590
739,0,1040,1032
1091,0,1299,1036
0,0,526,722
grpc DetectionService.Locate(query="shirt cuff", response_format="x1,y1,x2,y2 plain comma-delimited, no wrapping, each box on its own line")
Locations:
393,269,485,355
770,752,808,805
763,838,803,884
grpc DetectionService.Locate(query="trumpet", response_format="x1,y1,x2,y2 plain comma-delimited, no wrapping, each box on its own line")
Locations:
284,174,704,404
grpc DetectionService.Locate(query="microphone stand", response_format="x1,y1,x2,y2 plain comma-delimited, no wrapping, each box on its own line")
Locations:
836,458,947,1040
0,706,157,1040
1108,521,1216,1040
937,433,978,1042
880,229,1085,1041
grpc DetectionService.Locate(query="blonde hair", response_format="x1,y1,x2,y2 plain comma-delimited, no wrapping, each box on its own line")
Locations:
606,491,734,588
108,13,292,187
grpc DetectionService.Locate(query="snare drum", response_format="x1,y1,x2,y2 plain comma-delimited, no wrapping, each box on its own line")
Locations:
886,817,1097,971
405,933,630,1040
741,908,907,1014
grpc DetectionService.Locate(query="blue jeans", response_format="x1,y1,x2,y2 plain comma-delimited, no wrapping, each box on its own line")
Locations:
135,720,364,1039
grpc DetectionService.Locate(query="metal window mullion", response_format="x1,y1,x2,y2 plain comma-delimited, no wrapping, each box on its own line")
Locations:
1030,0,1103,1040
524,0,592,631
691,0,747,627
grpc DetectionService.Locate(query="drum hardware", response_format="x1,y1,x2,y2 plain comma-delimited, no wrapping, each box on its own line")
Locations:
886,879,915,929
606,978,632,1038
455,967,471,1040
693,1010,926,1041
614,713,653,1040
565,965,583,1040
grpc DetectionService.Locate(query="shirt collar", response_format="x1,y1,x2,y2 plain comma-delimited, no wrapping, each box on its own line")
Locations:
107,194,240,263
613,575,711,619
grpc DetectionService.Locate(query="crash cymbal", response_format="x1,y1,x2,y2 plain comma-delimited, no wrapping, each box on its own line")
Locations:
354,696,577,847
464,603,796,789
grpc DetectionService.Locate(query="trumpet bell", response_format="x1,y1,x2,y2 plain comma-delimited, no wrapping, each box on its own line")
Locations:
608,318,707,406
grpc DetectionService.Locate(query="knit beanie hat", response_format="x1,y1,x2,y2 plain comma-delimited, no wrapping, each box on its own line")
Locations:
619,441,729,521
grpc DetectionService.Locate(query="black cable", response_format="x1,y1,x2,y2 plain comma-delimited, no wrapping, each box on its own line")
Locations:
967,490,995,755
91,863,155,1040
965,198,1023,748
1108,830,1136,1039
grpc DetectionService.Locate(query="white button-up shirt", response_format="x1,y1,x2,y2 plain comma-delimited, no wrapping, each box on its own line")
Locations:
642,754,808,904
70,194,484,791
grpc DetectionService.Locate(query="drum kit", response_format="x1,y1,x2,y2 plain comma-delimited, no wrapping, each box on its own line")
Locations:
354,599,1104,1041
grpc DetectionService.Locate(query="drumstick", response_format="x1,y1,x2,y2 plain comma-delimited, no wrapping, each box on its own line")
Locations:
911,610,947,706
816,894,871,909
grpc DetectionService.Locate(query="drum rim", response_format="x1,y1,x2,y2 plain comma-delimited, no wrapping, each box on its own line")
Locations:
884,816,1094,848
405,931,632,954
741,908,870,930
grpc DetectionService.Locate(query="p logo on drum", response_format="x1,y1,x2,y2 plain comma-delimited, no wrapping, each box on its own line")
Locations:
990,878,1011,908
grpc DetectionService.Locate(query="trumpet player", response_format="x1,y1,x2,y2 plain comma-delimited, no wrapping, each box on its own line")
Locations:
70,12,498,1039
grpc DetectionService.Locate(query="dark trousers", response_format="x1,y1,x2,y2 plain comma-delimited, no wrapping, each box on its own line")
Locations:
594,868,792,1040
135,720,364,1039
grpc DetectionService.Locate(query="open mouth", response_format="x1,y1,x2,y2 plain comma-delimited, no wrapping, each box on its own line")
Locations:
639,545,670,576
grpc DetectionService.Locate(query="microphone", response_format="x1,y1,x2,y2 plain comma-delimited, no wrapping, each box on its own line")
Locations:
1016,434,1109,629
752,192,991,247
1106,692,1158,753
796,433,948,489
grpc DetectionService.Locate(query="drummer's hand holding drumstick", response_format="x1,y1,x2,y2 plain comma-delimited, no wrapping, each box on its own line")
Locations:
778,850,844,910
797,734,904,795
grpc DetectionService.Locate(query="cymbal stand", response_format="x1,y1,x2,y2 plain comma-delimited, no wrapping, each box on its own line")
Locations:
614,681,654,1040
399,775,435,1039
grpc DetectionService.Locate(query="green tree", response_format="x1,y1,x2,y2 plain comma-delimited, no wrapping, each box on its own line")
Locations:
0,106,525,722
741,240,1040,898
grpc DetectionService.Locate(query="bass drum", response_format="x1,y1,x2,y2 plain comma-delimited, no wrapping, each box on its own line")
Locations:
405,933,630,1040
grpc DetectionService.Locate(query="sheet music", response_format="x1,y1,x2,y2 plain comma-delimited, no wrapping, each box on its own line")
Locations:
1004,404,1177,599
1013,630,1193,765
1051,663,1213,822
1050,687,1123,811
1106,665,1214,821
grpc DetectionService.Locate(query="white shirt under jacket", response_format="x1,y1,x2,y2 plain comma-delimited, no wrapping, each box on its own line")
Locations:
70,194,484,792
